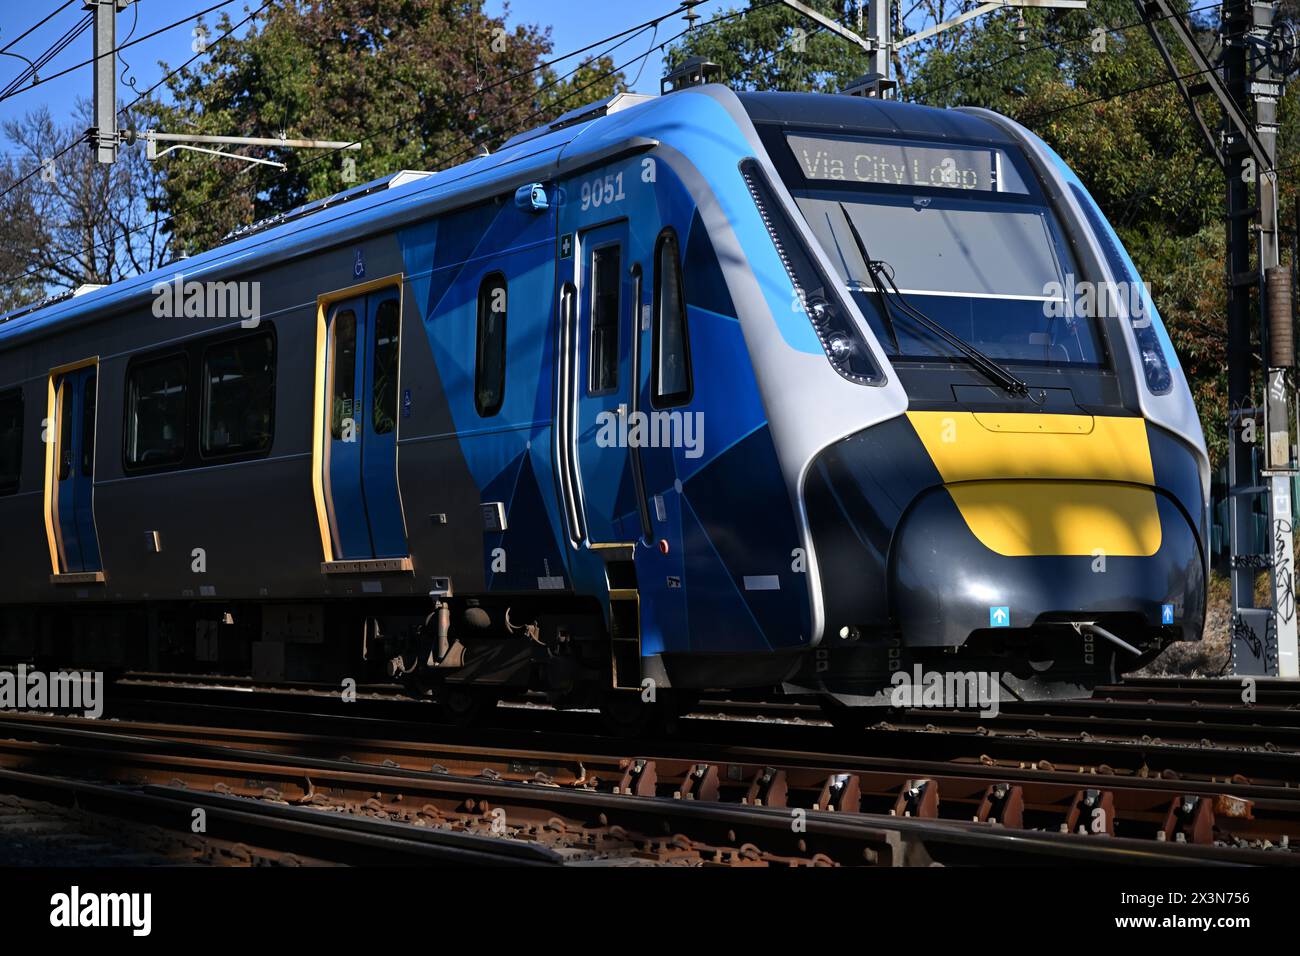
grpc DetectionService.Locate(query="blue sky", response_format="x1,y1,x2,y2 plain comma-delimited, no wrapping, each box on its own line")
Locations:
0,0,732,159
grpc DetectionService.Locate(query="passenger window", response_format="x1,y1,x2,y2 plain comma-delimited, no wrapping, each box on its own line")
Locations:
589,245,620,393
0,389,21,494
203,331,276,457
330,309,358,440
372,299,400,434
475,273,507,417
125,355,187,469
653,229,692,407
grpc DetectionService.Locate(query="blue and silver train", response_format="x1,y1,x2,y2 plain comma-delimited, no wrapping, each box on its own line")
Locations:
0,78,1208,721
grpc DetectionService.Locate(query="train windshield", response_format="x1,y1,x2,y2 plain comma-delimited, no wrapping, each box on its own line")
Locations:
770,130,1106,368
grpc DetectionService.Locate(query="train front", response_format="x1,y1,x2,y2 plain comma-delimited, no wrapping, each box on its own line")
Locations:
734,92,1209,706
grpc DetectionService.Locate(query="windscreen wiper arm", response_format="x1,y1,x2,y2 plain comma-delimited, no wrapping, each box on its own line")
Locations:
871,262,1035,399
838,202,1035,400
836,205,901,352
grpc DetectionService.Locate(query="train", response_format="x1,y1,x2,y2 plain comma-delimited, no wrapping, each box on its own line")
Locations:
0,74,1208,727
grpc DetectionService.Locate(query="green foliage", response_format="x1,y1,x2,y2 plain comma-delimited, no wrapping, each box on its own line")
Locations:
148,0,626,254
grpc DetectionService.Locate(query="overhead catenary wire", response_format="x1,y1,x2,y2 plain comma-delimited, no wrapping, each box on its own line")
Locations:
0,12,92,99
1019,63,1218,121
0,1,120,202
0,0,81,55
0,0,246,104
0,133,88,207
118,0,275,118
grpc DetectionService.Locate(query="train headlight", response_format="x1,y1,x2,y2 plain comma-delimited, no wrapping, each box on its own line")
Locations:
1137,341,1173,394
806,296,831,329
740,159,883,385
828,334,853,360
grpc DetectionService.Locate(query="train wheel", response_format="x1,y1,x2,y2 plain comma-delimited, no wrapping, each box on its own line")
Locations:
440,685,498,726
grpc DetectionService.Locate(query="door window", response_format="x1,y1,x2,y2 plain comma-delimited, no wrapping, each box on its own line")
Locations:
330,309,358,440
589,245,621,394
372,300,400,434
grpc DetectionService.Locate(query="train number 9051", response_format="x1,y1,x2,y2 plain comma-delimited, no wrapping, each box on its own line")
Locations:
579,172,626,212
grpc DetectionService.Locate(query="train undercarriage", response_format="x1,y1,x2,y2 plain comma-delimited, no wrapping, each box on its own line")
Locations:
0,588,1185,734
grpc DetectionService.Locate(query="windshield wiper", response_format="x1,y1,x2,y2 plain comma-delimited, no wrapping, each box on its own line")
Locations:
837,202,1036,400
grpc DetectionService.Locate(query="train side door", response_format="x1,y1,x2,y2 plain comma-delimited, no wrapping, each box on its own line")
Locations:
50,365,102,575
572,220,635,545
322,288,408,562
360,290,406,557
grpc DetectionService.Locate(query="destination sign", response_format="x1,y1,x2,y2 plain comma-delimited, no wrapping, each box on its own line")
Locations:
786,134,1026,193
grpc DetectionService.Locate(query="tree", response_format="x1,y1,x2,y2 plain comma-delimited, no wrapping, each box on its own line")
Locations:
0,99,169,313
146,0,627,254
0,166,47,313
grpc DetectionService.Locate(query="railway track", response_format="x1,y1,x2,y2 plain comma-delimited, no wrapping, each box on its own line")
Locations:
5,670,1300,863
88,674,1300,787
857,703,1300,751
1092,677,1300,707
0,697,1297,864
110,670,1300,723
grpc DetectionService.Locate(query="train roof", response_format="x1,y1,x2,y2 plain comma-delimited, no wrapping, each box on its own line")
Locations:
0,85,1008,347
736,90,1015,144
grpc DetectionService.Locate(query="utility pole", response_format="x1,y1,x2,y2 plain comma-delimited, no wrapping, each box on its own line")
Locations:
1226,0,1298,677
778,0,1085,95
1143,0,1298,676
1223,0,1272,675
868,0,890,76
85,0,132,164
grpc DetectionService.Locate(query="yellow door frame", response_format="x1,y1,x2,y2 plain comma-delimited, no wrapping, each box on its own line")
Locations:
44,356,105,583
311,273,412,573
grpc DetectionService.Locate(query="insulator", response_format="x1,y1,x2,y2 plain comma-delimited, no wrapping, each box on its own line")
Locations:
1267,265,1294,367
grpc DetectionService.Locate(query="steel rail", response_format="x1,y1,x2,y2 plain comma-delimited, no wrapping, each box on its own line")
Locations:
0,714,1295,863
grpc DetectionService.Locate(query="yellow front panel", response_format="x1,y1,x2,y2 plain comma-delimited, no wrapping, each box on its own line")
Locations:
906,411,1161,557
907,411,1155,485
